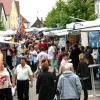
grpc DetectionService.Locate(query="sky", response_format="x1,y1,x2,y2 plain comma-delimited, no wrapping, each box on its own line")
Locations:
17,0,56,23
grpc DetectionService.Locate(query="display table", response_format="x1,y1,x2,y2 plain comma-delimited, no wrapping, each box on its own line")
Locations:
88,64,100,100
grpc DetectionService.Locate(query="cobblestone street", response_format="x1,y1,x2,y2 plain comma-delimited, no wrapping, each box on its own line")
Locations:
14,78,100,100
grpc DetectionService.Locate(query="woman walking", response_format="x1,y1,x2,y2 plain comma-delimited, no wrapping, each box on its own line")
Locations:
36,59,55,100
77,53,92,100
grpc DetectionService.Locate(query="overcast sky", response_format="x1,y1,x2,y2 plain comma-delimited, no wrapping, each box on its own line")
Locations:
17,0,56,23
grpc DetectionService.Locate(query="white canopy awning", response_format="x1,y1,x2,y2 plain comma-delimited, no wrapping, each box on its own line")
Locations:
66,18,100,31
43,29,69,36
55,31,68,36
25,27,39,32
0,30,16,36
0,36,25,44
79,26,100,31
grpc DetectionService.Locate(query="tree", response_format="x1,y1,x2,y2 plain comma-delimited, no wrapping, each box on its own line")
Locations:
44,0,96,28
67,0,96,21
44,0,68,28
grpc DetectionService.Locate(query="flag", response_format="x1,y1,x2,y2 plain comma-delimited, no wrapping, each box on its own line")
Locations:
18,18,21,29
20,17,25,34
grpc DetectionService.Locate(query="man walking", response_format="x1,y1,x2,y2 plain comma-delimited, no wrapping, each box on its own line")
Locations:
13,57,33,100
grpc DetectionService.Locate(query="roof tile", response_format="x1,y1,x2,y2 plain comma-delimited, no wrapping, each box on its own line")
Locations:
15,1,20,16
0,0,12,16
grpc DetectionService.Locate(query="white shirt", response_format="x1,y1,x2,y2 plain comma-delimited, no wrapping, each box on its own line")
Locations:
15,64,33,80
7,50,11,56
92,49,98,60
37,51,48,66
30,50,37,55
48,46,55,60
30,50,37,63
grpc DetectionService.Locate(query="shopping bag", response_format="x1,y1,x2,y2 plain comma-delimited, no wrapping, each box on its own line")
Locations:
12,86,16,96
53,59,58,67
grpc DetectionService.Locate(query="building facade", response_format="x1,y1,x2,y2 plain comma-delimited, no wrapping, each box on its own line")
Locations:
0,3,7,29
10,0,19,29
95,0,100,17
0,0,19,30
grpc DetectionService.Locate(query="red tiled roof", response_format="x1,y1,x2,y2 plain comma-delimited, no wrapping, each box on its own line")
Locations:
0,0,12,16
15,1,20,16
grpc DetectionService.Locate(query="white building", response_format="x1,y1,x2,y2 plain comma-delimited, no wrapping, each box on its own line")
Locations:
95,0,100,16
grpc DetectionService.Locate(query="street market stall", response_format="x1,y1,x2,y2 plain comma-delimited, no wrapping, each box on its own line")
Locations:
66,18,100,48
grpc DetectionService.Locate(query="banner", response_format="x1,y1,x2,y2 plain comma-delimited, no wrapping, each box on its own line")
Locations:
88,31,100,48
81,32,88,47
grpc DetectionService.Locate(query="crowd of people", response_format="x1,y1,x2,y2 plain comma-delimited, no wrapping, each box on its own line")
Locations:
0,33,100,100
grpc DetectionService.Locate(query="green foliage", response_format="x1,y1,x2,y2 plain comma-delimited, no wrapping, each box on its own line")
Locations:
67,0,96,20
44,0,96,28
44,0,69,28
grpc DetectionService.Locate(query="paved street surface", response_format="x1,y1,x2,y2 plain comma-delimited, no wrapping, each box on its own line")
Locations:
14,78,100,100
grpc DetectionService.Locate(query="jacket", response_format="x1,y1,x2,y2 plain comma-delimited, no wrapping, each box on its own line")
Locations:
57,71,82,100
36,70,55,100
77,62,90,79
77,62,92,90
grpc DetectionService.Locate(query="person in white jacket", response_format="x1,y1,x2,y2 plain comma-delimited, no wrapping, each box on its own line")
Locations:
57,64,82,100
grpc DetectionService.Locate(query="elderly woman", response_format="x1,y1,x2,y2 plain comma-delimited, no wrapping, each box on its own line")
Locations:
57,63,82,100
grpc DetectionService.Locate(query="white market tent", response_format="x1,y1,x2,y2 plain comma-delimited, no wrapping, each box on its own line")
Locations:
38,27,49,32
0,36,20,44
25,27,39,32
66,18,100,47
43,29,69,36
66,18,100,31
80,26,100,31
43,31,53,36
55,31,68,36
0,30,16,36
51,29,69,36
25,27,52,32
0,37,25,44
